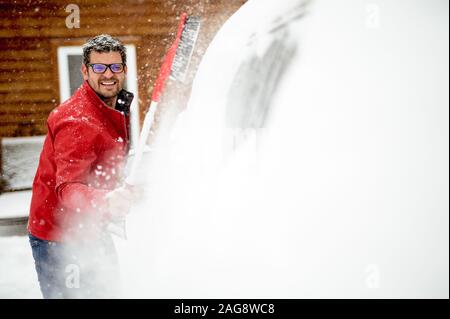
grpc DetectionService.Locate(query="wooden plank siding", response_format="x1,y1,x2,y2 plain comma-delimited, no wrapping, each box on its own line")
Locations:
0,0,246,137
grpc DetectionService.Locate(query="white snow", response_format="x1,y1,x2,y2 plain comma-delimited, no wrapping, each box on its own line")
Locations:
119,0,449,298
1,136,44,191
0,236,41,298
0,190,32,218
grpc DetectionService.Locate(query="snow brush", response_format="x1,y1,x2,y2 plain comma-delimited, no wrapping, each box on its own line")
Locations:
107,13,201,239
126,13,200,186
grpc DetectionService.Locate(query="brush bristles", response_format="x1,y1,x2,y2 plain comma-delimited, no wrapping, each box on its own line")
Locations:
170,16,201,82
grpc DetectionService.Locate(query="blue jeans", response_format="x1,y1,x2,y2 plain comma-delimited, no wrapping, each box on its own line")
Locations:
29,233,120,299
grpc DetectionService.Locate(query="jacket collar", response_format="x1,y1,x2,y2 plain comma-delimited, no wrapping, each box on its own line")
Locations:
81,80,134,115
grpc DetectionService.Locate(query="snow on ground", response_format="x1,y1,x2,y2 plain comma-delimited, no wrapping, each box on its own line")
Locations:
1,136,44,191
0,190,32,218
0,236,41,298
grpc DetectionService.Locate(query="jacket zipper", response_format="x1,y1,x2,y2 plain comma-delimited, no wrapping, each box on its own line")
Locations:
121,112,130,154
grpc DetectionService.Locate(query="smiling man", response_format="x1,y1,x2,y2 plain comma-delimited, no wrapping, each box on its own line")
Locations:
28,35,136,298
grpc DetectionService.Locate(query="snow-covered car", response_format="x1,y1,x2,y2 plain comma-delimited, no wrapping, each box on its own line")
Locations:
120,0,448,298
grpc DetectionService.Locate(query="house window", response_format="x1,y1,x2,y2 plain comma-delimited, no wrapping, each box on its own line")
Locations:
57,45,140,148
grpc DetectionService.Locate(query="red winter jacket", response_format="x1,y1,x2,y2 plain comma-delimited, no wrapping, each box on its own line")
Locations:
28,81,133,242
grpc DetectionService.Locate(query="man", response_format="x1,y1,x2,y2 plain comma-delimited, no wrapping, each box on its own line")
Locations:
28,34,136,298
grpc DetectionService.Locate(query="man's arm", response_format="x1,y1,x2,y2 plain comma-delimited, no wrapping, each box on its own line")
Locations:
52,119,110,215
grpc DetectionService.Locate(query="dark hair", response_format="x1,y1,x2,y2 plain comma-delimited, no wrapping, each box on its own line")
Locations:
82,34,127,65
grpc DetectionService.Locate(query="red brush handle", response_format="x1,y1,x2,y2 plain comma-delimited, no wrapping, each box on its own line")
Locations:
151,12,187,102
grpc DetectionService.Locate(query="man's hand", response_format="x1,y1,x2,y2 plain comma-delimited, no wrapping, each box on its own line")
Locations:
105,186,134,218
